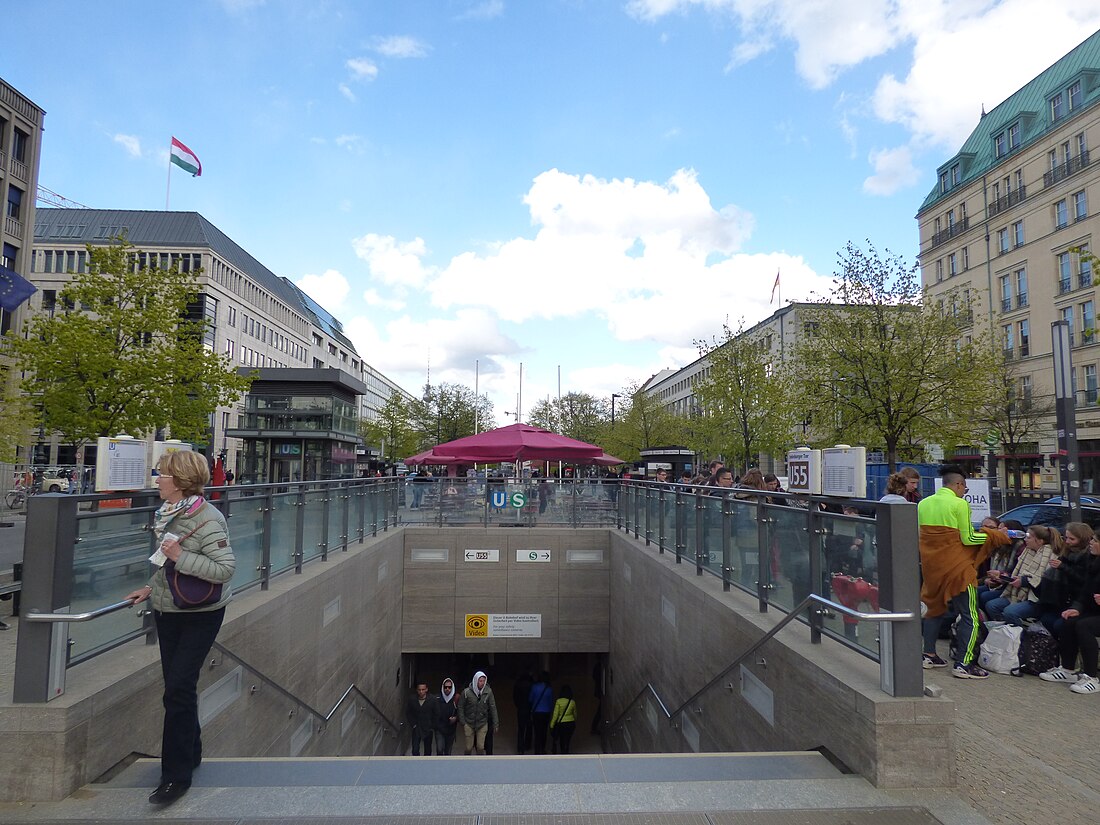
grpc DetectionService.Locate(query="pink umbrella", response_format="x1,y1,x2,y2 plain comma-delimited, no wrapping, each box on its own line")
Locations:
405,449,472,466
588,452,626,466
430,423,604,462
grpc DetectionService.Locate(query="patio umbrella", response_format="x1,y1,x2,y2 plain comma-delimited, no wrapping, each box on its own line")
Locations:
405,449,472,466
588,452,627,466
430,423,604,462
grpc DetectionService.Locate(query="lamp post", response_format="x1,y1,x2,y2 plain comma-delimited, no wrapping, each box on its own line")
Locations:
1052,320,1082,521
611,393,621,427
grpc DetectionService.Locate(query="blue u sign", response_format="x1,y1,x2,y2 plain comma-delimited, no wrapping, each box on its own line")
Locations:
490,490,508,508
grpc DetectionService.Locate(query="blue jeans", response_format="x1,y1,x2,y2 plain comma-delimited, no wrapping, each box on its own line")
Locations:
986,597,1041,626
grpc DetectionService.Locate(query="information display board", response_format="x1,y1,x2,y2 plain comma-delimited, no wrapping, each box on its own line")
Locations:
464,613,542,638
152,439,192,469
94,436,148,492
821,445,867,498
785,448,822,494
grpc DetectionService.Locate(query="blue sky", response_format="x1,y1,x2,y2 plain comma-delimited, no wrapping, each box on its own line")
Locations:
6,1,1100,424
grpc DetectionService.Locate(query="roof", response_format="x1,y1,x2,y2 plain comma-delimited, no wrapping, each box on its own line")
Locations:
33,208,358,356
919,29,1100,213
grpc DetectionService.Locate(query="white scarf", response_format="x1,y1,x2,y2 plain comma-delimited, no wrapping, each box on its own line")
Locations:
153,495,204,544
470,670,487,696
441,679,455,703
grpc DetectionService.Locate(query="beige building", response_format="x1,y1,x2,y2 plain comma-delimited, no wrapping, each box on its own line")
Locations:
0,78,44,347
918,30,1100,493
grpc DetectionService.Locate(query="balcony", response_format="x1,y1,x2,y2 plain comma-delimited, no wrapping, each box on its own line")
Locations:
1001,297,1012,312
1078,388,1099,406
9,157,28,184
1018,293,1029,308
929,216,970,249
1044,150,1091,188
1080,272,1094,289
1060,278,1074,294
987,184,1028,218
4,215,21,238
1003,347,1016,361
1076,331,1096,347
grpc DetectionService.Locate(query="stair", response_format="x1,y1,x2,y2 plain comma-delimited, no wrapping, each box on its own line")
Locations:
1,753,951,823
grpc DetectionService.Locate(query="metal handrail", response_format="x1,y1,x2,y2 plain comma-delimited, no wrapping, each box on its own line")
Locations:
211,641,401,737
605,592,914,736
23,599,139,623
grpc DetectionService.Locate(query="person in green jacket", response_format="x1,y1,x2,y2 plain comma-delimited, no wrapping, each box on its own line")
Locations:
549,684,578,754
457,670,498,755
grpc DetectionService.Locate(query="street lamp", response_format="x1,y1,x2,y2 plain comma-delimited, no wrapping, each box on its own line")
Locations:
611,393,621,427
1052,320,1082,521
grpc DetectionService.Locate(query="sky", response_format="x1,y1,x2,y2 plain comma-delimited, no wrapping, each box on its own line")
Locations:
6,1,1100,426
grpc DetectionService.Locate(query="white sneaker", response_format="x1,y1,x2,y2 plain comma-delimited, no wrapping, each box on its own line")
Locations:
1070,675,1099,694
1039,666,1079,683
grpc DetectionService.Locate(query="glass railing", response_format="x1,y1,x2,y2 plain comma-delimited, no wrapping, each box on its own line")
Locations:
15,477,399,690
619,481,890,661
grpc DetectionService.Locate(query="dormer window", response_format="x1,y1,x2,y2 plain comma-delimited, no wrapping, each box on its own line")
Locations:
1069,80,1082,111
1052,91,1066,121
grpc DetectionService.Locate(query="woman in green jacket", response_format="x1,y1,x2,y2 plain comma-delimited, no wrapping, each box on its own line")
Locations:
126,451,235,806
549,684,577,754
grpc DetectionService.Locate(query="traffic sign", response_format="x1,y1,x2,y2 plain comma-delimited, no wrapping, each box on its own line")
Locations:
516,549,552,562
464,548,499,562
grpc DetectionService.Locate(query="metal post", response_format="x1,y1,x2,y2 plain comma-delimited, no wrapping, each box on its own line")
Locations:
808,500,824,634
13,494,79,702
694,491,704,575
658,488,667,553
875,500,923,697
755,492,768,612
320,484,331,560
294,485,306,574
644,487,651,546
260,486,273,590
721,495,732,591
1052,320,1083,522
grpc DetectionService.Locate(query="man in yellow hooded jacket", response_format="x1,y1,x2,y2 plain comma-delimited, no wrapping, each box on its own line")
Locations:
919,466,1010,679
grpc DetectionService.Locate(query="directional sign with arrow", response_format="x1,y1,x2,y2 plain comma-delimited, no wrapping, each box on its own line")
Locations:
464,548,500,562
516,548,552,562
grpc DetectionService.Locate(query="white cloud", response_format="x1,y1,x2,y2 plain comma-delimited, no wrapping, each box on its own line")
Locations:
457,0,504,21
113,134,142,158
863,145,920,196
373,35,429,58
334,134,367,153
362,288,406,311
346,57,379,81
295,269,350,312
338,83,356,102
351,233,432,287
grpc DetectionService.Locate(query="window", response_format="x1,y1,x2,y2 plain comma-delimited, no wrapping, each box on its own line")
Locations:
1050,149,1059,173
1078,132,1088,158
992,181,1001,202
951,164,960,186
1059,252,1073,291
947,209,956,229
962,246,970,271
1018,319,1029,357
228,307,236,327
225,340,235,358
939,171,949,194
1074,190,1088,221
1014,169,1023,192
1008,123,1020,149
1070,81,1083,111
1003,323,1014,354
1013,220,1024,247
948,253,957,276
6,185,22,220
1052,91,1066,121
11,128,27,162
1020,375,1032,405
1087,366,1099,404
1000,275,1011,312
998,227,1009,253
1080,244,1093,286
327,343,337,355
41,289,56,313
312,333,323,346
1063,306,1075,343
2,242,16,269
1083,300,1096,343
995,131,1007,158
1015,268,1028,307
935,259,943,282
1056,199,1068,229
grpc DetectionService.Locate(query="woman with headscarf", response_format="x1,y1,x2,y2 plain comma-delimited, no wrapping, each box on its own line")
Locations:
434,677,459,755
125,450,235,806
456,670,498,755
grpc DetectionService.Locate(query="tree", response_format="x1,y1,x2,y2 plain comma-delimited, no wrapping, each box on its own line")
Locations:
361,392,419,465
693,321,797,473
527,392,610,444
409,382,494,447
790,242,996,470
3,238,253,448
602,382,687,462
975,356,1054,494
0,374,33,463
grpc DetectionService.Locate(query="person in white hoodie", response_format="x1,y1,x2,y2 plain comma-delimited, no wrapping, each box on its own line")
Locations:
456,670,499,755
434,677,459,755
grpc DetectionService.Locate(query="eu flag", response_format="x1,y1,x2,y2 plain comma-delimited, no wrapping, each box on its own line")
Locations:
0,263,36,312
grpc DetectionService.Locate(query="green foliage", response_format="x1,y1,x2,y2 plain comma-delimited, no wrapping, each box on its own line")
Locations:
0,374,33,463
526,392,610,444
3,238,253,446
601,382,687,462
361,392,419,464
693,321,797,473
410,382,494,448
790,242,996,470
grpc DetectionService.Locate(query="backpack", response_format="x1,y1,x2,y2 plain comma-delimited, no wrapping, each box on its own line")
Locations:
1012,625,1060,676
978,622,1022,674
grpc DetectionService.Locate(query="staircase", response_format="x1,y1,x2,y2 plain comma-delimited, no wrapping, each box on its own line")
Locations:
1,753,954,824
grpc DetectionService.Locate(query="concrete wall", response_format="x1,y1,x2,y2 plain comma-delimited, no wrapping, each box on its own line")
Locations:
401,528,610,653
1,529,407,802
605,530,956,789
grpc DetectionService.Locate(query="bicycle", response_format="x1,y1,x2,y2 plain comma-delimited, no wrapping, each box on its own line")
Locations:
4,487,27,510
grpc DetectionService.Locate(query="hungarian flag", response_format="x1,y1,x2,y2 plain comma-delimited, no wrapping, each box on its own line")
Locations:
0,263,36,312
170,137,202,177
770,270,780,304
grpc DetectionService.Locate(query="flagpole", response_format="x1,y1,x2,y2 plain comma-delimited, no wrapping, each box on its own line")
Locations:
165,140,173,210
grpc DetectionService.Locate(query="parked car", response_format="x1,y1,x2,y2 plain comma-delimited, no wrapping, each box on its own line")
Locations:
39,467,73,493
996,501,1100,532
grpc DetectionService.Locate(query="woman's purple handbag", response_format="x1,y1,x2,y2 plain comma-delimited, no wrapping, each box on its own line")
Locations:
164,560,222,608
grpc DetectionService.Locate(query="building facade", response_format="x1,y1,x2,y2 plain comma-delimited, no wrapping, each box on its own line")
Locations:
1,78,44,353
27,209,411,478
918,30,1100,493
